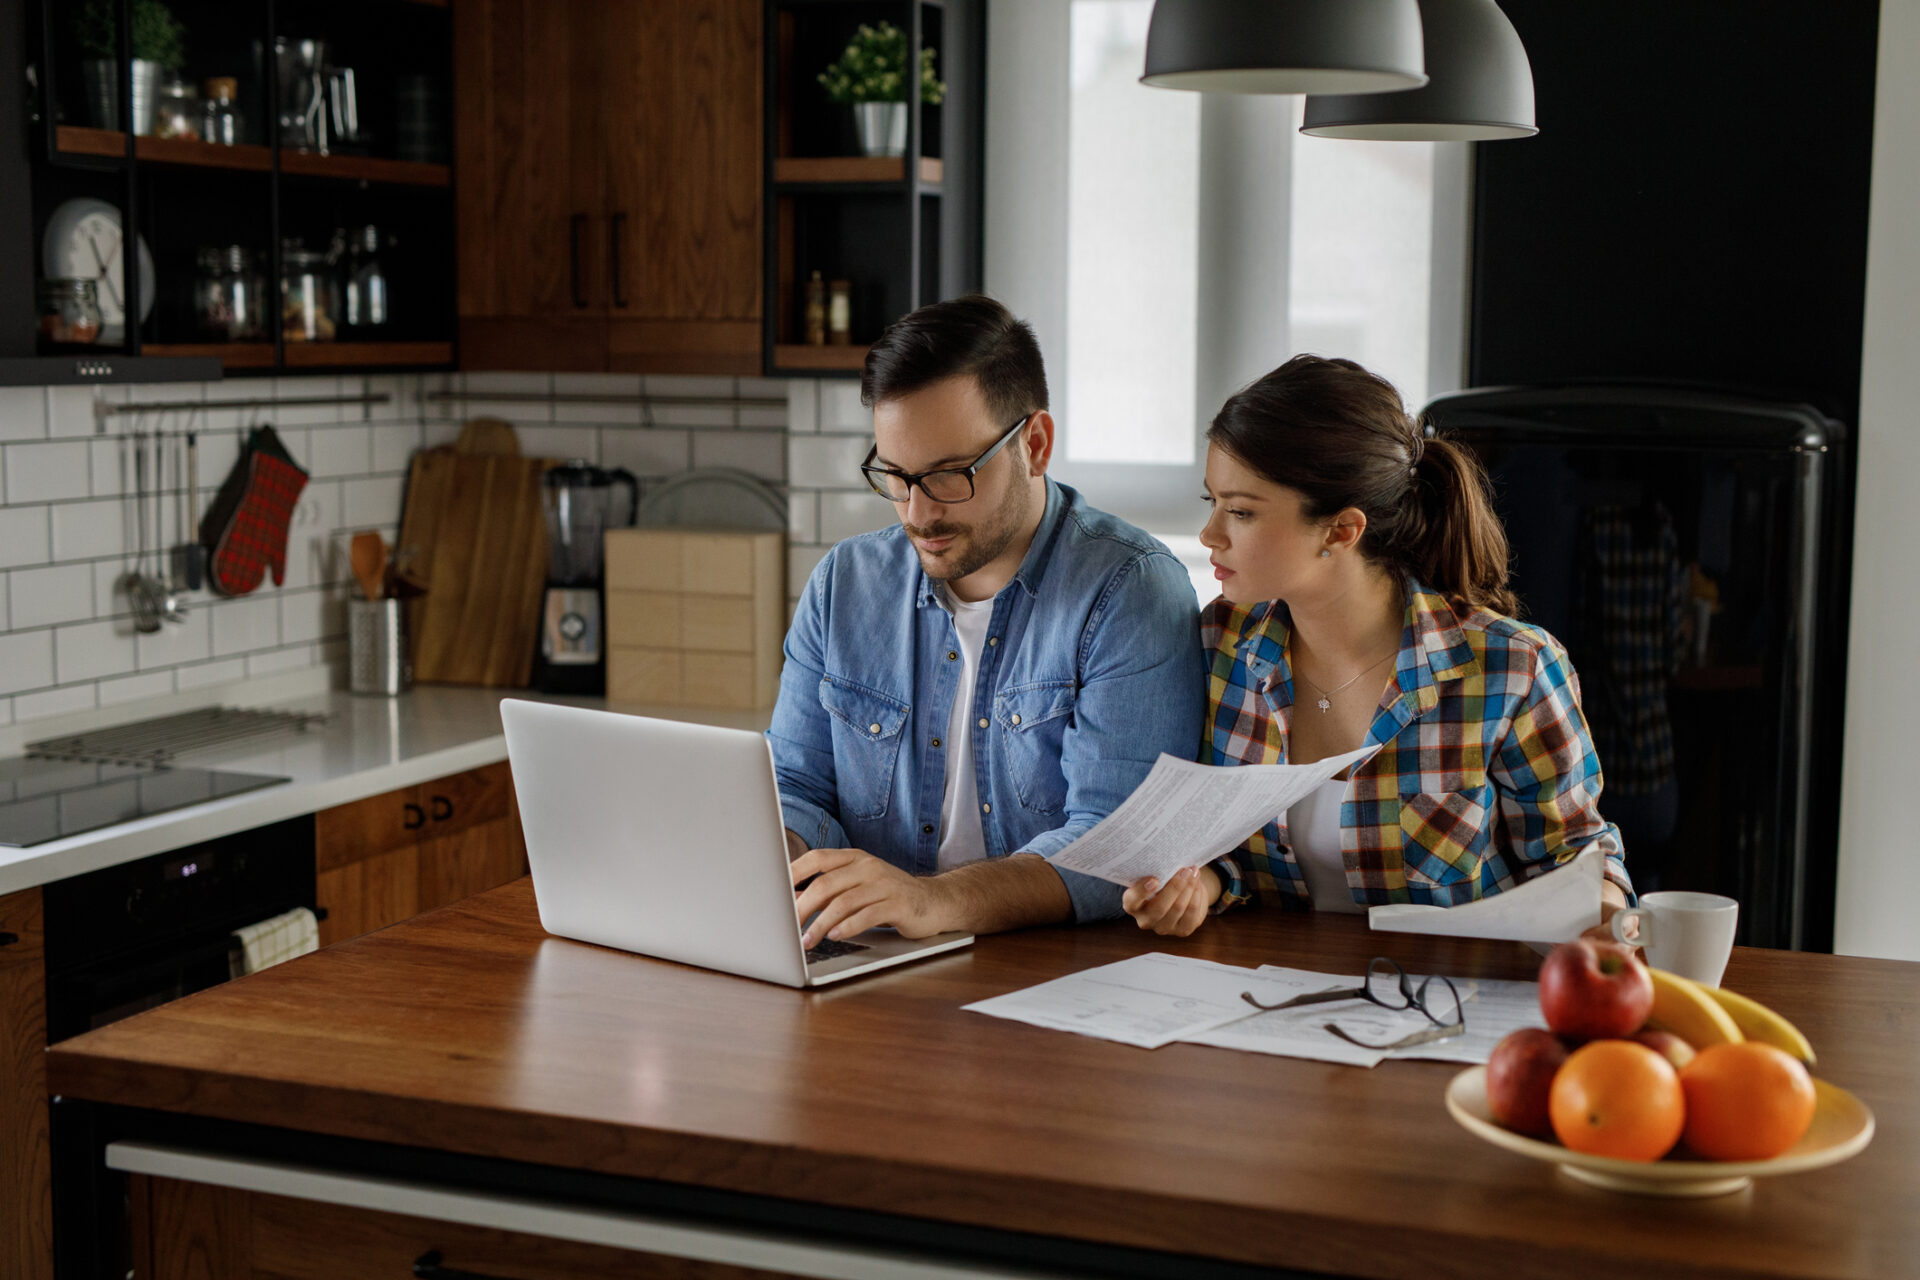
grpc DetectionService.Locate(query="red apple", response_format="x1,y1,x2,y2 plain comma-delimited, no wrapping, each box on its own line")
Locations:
1633,1028,1697,1071
1537,939,1655,1039
1486,1028,1571,1138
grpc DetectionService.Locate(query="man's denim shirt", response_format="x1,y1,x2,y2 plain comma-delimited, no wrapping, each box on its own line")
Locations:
768,479,1204,922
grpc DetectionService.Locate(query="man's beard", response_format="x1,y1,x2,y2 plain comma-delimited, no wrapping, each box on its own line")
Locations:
905,478,1031,584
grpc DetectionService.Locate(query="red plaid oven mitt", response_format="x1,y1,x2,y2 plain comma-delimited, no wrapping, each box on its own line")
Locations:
203,426,309,596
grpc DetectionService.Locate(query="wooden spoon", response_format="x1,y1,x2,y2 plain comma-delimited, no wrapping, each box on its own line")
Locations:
350,530,388,602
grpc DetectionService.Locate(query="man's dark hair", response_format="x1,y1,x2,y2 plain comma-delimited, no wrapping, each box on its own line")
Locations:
860,295,1049,424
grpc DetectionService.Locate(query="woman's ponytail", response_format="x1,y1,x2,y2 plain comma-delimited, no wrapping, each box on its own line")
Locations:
1404,434,1518,618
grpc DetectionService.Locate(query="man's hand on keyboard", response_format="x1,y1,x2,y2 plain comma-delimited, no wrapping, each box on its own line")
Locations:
791,847,954,950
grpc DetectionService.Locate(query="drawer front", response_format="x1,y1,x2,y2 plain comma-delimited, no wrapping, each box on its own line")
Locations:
316,783,429,872
418,763,516,842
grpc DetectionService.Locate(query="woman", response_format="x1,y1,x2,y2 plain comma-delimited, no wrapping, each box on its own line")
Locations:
1124,355,1631,937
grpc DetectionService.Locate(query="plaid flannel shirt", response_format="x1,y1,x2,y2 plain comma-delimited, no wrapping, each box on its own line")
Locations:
1207,581,1632,910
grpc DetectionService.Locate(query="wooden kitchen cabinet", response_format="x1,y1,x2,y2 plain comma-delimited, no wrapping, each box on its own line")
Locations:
133,1177,801,1280
0,887,53,1280
456,0,763,375
314,762,528,948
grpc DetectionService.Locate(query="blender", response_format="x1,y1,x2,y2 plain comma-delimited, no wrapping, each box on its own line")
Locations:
533,462,639,693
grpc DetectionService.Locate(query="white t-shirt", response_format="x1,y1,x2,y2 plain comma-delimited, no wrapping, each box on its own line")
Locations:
936,592,996,872
1290,776,1363,913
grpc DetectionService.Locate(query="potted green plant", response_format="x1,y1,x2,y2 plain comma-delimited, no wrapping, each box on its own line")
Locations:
817,22,944,158
75,0,187,136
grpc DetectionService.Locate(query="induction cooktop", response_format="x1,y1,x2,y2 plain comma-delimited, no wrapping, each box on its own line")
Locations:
0,756,289,848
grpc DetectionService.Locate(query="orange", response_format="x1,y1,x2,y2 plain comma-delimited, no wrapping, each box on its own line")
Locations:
1548,1040,1686,1161
1679,1042,1817,1161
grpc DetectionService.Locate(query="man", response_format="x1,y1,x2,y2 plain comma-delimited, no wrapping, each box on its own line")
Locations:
772,294,1203,948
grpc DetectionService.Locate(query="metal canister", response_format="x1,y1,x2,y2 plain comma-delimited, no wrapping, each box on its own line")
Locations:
348,598,410,696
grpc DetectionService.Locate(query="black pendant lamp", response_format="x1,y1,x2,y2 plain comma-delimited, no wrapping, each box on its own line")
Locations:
1140,0,1428,97
1301,0,1537,140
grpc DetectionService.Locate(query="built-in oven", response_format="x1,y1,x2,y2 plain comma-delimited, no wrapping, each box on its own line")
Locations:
43,815,317,1279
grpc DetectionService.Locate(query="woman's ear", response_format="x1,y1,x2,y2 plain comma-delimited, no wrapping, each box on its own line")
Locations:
1325,507,1369,554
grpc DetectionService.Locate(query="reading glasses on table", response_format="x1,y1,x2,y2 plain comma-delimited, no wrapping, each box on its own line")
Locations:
1241,956,1468,1052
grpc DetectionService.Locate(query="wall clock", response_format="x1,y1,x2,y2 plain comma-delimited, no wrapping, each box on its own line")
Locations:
42,197,158,344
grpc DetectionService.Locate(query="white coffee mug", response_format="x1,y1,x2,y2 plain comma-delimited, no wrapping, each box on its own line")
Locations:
1611,891,1739,986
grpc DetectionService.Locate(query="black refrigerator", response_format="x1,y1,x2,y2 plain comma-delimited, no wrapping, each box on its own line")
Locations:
1422,386,1849,952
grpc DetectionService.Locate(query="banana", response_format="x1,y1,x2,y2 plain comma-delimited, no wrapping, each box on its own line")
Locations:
1644,968,1743,1049
1701,984,1816,1066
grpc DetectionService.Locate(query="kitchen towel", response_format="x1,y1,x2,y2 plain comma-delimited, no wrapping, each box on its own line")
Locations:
229,906,320,979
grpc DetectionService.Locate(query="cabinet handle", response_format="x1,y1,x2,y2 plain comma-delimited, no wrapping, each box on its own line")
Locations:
403,802,426,831
0,932,17,948
430,795,453,822
569,213,587,308
609,211,627,308
414,1250,525,1280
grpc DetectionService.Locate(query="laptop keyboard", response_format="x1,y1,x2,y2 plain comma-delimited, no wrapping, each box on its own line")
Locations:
805,938,872,964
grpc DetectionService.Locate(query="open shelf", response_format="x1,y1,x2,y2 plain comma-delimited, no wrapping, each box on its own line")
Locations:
278,152,452,188
281,340,453,369
55,128,273,173
775,156,943,186
142,343,277,369
773,343,870,371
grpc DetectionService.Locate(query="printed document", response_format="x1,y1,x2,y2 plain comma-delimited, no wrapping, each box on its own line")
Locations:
1047,747,1376,887
1367,842,1605,943
961,953,1351,1050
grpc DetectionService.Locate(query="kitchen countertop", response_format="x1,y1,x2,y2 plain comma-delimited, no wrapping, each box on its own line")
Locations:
0,686,772,898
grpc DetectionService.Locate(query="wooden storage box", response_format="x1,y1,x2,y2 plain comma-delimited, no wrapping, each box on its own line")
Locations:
603,528,785,709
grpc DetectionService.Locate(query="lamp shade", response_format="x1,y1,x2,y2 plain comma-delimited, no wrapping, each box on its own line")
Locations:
1300,0,1536,140
1141,0,1428,96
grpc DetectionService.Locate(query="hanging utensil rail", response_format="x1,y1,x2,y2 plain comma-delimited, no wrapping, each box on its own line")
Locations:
423,390,786,409
100,392,394,416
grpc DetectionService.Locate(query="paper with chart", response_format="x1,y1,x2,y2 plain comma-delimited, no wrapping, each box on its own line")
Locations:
1046,747,1377,887
961,953,1353,1050
1367,842,1605,943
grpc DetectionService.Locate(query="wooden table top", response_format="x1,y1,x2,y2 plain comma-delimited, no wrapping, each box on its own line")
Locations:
47,878,1920,1280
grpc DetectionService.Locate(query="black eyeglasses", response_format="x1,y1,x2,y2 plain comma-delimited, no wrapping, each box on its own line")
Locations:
861,414,1033,504
1240,956,1468,1051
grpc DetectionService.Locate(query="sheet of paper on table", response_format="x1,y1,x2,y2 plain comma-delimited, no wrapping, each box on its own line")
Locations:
1366,842,1605,943
1179,970,1547,1067
961,953,1353,1050
1045,746,1376,888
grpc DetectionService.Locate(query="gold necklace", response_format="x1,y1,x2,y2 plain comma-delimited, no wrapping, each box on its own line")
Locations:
1294,649,1397,714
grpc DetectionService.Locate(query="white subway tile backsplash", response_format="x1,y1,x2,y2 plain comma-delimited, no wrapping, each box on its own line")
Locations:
370,424,423,473
786,381,819,433
788,544,829,593
692,431,786,482
342,476,405,529
552,373,643,424
305,425,372,478
650,375,737,400
47,387,104,439
601,429,691,477
50,498,127,562
272,376,347,424
193,428,243,495
788,491,818,545
282,480,344,591
0,697,10,726
465,371,554,396
0,387,46,441
787,434,871,490
650,403,734,429
514,425,598,463
0,630,53,695
280,587,344,645
212,595,281,656
136,607,210,670
55,618,137,683
819,380,868,431
818,491,899,544
174,657,247,690
0,572,7,630
6,440,92,503
97,669,175,707
88,435,130,497
14,683,98,722
738,405,788,430
246,644,315,677
0,507,51,568
10,564,95,629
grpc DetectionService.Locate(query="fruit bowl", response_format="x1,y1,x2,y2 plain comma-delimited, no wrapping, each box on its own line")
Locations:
1446,1066,1875,1197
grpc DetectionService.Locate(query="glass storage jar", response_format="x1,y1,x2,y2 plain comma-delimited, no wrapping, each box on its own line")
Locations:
200,78,244,145
37,279,103,346
195,245,268,342
343,225,390,330
154,77,199,141
280,241,339,342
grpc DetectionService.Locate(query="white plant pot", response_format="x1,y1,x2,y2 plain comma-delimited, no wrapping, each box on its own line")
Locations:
853,101,908,158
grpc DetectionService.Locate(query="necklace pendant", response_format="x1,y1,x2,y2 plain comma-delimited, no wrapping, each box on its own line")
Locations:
1316,697,1331,713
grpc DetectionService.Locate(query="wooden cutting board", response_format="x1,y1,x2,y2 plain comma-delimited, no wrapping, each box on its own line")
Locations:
400,425,554,687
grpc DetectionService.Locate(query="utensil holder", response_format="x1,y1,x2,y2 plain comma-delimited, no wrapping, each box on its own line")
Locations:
348,597,410,696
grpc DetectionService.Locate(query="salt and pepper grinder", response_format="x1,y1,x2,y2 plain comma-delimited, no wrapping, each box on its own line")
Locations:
828,278,852,345
804,270,827,345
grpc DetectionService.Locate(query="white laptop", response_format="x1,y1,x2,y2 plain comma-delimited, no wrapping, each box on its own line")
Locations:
500,700,974,987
